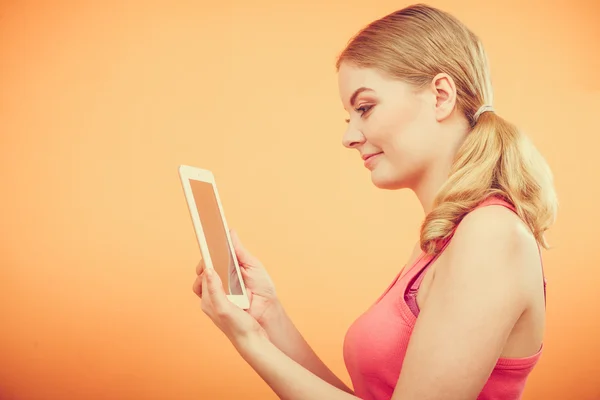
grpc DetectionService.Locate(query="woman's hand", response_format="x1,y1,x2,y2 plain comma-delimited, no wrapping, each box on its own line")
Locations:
197,266,268,349
192,229,280,346
193,229,280,327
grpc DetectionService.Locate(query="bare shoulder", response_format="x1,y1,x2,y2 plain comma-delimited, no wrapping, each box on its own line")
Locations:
449,204,538,261
440,204,542,297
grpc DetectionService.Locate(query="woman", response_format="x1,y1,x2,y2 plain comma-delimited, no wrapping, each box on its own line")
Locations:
192,4,557,399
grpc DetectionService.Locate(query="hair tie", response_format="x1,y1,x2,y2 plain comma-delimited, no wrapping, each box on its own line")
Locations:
473,104,494,122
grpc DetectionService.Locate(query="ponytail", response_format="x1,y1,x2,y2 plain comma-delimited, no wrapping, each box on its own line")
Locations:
420,110,558,255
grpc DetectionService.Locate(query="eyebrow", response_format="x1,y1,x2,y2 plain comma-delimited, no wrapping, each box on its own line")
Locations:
350,87,373,107
345,87,374,123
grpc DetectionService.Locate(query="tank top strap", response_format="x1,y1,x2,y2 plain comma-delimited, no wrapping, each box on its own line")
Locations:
401,197,512,286
403,237,452,294
478,195,518,212
405,195,547,306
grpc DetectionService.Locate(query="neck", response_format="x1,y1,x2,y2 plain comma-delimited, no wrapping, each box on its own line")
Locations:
413,164,450,215
414,127,469,215
413,120,470,215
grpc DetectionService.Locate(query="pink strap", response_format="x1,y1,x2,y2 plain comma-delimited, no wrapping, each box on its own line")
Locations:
405,196,547,312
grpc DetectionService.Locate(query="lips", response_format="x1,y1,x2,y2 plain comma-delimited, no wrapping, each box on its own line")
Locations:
362,152,383,161
362,152,383,170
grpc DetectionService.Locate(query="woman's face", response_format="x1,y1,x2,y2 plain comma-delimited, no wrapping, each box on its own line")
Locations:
338,62,456,191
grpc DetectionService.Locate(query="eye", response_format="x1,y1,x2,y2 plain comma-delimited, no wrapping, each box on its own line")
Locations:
345,104,374,123
355,104,373,117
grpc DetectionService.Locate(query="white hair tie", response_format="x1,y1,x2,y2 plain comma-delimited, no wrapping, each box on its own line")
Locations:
473,104,494,122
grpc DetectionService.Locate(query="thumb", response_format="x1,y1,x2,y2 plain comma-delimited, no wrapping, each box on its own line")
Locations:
204,268,228,310
230,229,262,267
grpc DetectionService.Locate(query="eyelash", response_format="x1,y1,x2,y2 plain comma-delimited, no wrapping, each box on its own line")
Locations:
345,104,373,123
355,104,373,117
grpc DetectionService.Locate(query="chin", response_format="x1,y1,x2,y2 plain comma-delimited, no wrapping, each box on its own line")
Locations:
370,170,407,190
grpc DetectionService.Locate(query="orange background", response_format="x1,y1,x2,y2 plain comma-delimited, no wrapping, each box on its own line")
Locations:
1,1,599,399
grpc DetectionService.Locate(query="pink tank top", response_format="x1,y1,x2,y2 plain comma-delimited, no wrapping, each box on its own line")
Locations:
343,197,547,400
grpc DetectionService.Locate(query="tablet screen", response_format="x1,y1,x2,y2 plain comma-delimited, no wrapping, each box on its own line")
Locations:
189,179,243,295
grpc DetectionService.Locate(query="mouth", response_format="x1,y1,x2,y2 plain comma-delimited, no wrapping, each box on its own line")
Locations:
362,152,383,169
362,152,383,161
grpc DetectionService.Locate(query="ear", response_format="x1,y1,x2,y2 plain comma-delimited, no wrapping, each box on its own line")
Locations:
430,73,457,122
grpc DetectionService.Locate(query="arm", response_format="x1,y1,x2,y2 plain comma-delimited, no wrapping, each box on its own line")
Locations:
391,206,541,400
261,301,355,394
218,229,355,394
200,268,358,400
238,334,358,400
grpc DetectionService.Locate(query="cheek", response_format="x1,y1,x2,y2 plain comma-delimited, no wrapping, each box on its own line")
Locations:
364,107,407,148
377,110,422,156
384,120,435,170
392,128,431,157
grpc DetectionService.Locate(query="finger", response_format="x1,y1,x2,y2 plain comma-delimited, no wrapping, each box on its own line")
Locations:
230,229,262,268
192,272,204,297
240,265,252,280
203,268,230,312
200,272,214,318
245,288,253,306
195,258,205,275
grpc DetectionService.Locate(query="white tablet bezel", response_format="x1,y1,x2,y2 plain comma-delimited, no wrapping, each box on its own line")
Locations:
178,165,250,309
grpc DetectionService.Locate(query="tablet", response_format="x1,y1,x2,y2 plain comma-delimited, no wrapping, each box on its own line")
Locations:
178,165,250,309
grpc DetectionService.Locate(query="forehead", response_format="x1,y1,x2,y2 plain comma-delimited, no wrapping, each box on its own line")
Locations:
337,63,407,111
338,64,379,104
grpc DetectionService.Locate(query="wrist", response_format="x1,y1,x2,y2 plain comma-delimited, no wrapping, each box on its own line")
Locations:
258,298,287,330
235,329,272,361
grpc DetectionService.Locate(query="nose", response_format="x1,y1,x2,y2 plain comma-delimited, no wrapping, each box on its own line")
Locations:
342,124,366,149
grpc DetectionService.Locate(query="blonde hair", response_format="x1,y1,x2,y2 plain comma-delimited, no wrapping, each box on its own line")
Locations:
335,4,558,255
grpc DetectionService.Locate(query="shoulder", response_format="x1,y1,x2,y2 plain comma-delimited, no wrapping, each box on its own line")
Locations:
448,204,538,262
439,204,541,297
